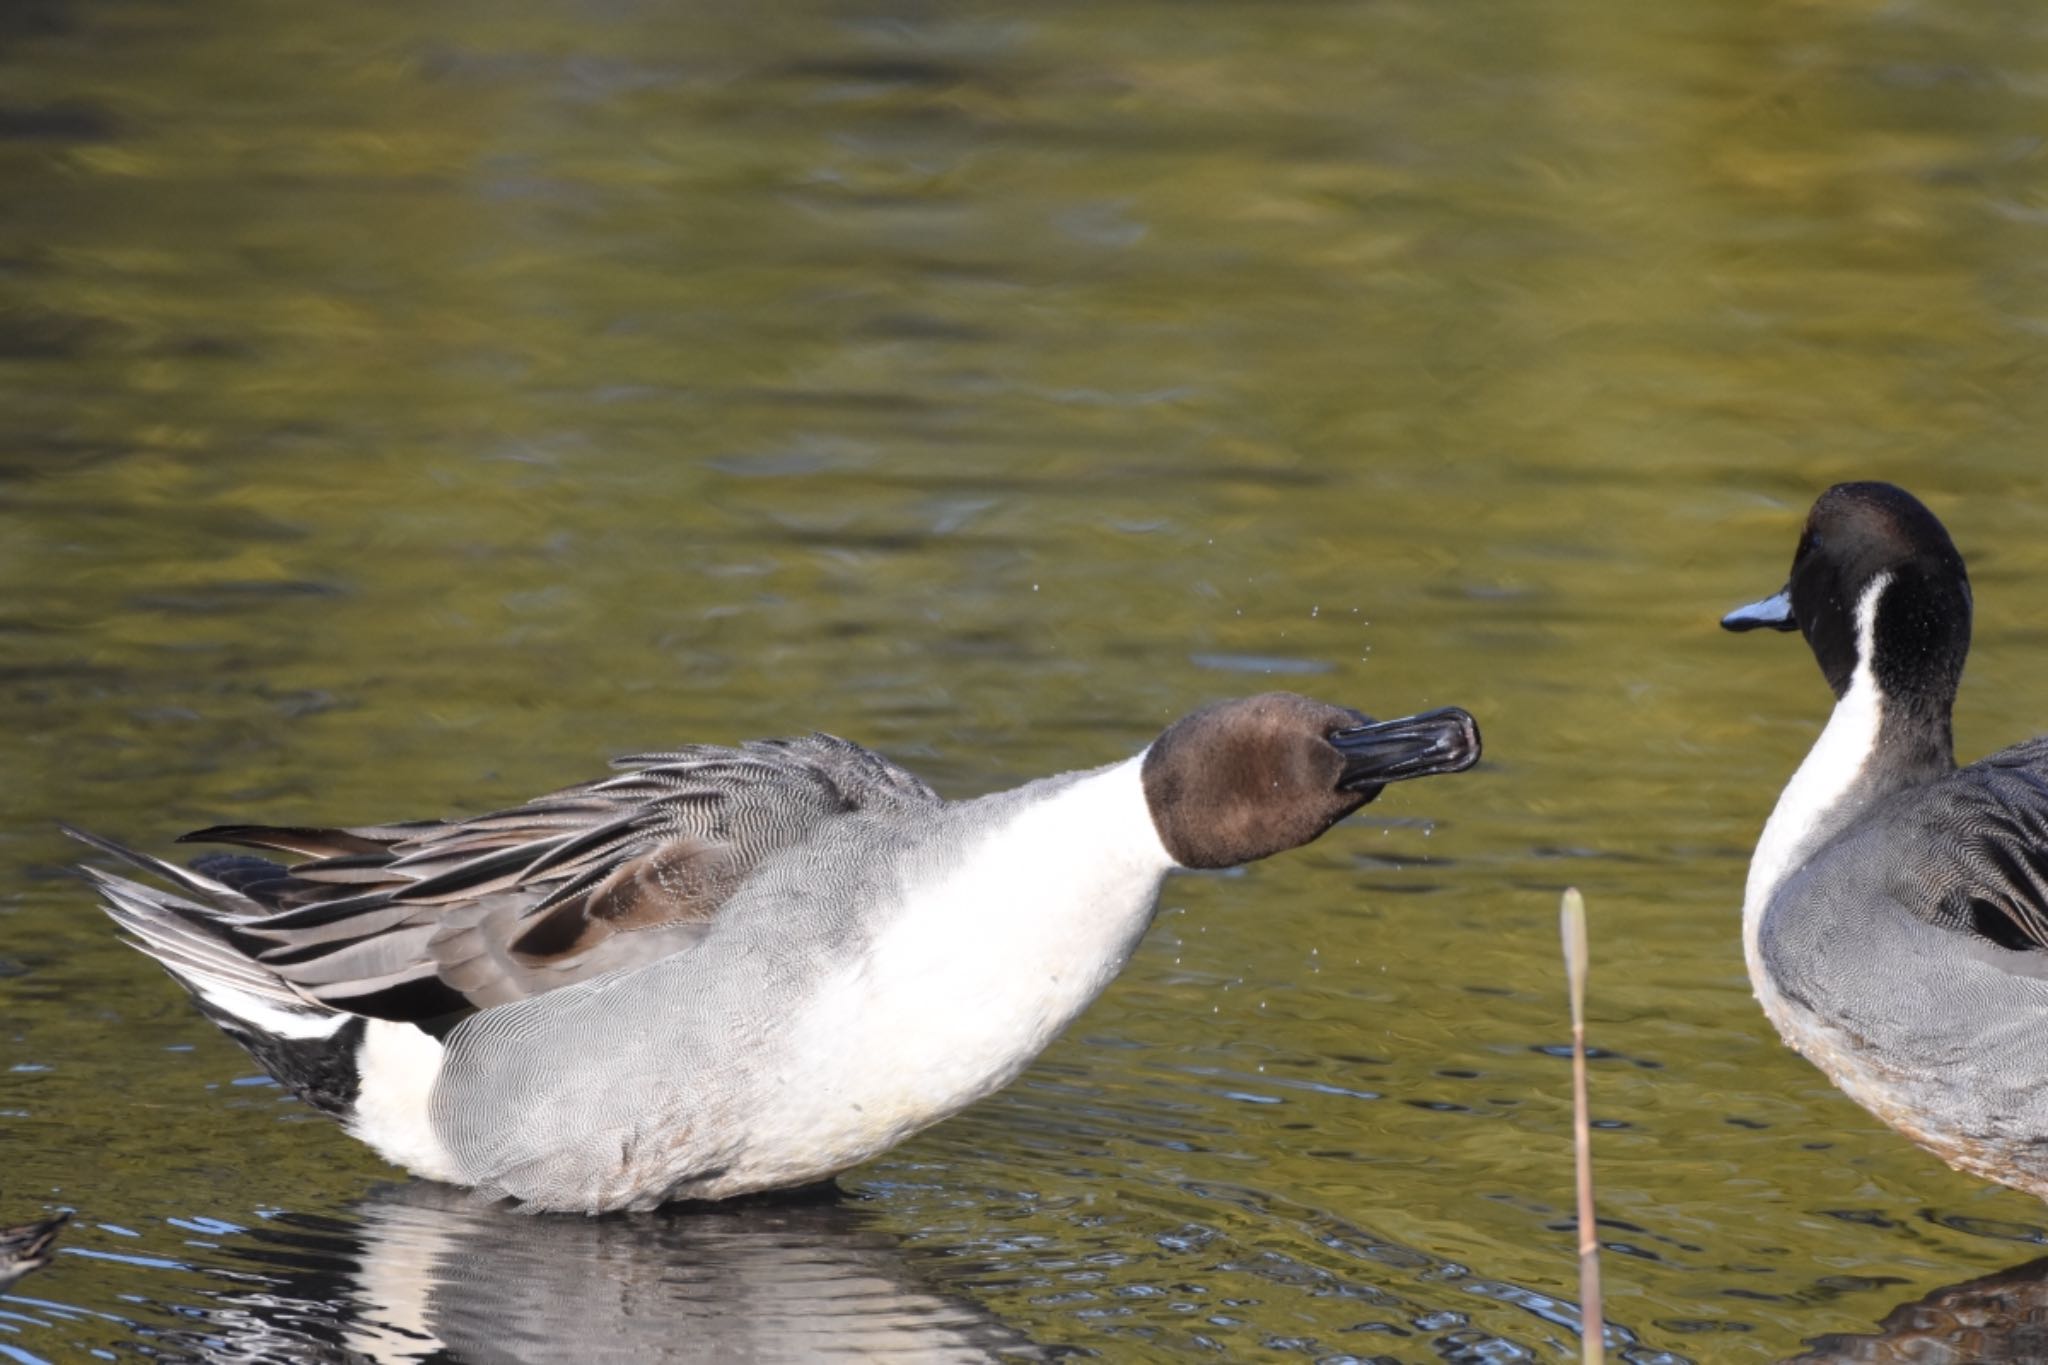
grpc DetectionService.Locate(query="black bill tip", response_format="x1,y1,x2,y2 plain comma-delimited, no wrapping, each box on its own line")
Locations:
1332,706,1482,791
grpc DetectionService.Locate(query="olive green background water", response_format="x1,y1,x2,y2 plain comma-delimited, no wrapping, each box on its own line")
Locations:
7,0,2048,1360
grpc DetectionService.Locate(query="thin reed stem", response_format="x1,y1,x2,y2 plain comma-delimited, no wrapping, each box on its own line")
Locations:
1561,887,1603,1365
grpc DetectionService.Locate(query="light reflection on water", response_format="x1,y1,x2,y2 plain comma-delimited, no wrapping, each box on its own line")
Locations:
8,0,2048,1359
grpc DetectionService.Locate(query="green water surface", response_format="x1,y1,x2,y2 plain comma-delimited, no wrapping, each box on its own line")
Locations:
7,0,2048,1360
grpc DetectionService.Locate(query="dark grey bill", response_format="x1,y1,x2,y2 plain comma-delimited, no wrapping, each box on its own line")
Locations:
1332,707,1481,790
1721,587,1798,633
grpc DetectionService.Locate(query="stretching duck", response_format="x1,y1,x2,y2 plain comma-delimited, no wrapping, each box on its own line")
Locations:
1725,481,2048,1197
75,692,1479,1213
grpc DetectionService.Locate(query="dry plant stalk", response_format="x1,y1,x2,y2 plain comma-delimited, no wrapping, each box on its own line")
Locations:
1561,887,1603,1365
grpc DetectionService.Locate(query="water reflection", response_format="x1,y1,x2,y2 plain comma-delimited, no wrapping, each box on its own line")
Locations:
118,1186,1048,1363
0,1171,1711,1362
1787,1256,2048,1364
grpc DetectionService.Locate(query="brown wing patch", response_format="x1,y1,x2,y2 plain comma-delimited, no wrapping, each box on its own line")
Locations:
509,837,733,963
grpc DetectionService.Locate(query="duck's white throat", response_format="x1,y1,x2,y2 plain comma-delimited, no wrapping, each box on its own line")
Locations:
1742,572,1892,978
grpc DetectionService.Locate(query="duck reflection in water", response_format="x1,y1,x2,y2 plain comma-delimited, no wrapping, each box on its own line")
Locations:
1786,1255,2048,1364
147,1184,1047,1363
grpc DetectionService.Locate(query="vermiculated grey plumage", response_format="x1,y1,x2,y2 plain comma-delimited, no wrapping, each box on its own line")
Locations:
147,733,940,1023
1756,744,2048,1196
1767,738,2048,998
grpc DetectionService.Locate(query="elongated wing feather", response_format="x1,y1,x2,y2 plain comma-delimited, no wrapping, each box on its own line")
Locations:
87,732,940,1024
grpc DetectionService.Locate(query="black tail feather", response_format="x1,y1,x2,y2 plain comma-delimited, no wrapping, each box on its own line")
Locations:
190,999,366,1119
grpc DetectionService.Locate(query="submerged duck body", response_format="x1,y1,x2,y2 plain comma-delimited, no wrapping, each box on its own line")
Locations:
76,692,1479,1213
1726,482,2048,1197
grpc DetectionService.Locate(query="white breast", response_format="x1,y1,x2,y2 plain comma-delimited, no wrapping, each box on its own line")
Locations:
1743,573,1889,1029
750,756,1177,1180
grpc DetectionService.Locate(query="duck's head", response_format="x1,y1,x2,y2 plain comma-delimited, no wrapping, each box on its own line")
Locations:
1722,481,1972,711
1140,691,1481,869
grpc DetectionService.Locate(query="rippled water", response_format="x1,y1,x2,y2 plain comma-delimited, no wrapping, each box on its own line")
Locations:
8,0,2048,1360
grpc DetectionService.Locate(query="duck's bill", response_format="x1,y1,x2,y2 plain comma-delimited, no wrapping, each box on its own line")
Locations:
1720,586,1798,633
1332,707,1481,790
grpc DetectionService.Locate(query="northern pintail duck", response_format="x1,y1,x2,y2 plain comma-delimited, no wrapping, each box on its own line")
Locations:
73,692,1480,1213
0,1211,68,1293
1724,481,2048,1197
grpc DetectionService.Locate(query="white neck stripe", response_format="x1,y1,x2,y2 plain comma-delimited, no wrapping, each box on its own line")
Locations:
1850,570,1889,696
1742,572,1891,982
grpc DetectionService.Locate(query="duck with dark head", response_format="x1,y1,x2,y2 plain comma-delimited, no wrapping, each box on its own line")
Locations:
1726,481,2048,1202
72,687,1480,1213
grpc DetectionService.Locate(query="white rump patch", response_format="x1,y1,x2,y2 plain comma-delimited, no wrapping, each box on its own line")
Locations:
348,1021,462,1184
